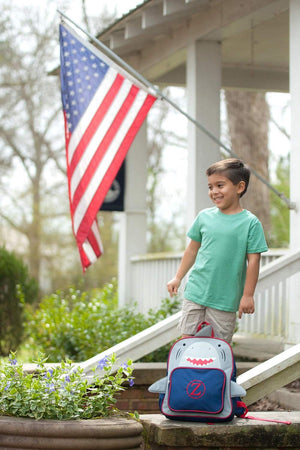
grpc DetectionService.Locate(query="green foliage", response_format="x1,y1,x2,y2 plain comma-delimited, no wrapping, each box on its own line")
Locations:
269,156,290,248
0,247,38,356
0,352,134,420
24,280,180,362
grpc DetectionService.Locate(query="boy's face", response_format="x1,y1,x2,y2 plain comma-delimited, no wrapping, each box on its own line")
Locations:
207,173,245,214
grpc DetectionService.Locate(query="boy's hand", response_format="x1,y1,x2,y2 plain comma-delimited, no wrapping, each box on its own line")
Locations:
238,295,255,319
167,277,181,297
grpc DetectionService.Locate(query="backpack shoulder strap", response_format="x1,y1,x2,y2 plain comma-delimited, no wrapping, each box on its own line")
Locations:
236,401,291,425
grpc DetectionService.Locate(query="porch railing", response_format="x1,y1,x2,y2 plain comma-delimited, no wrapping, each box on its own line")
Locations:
130,249,290,338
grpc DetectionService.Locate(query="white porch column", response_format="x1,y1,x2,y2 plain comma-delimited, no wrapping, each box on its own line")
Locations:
288,0,300,345
186,40,221,226
118,122,147,307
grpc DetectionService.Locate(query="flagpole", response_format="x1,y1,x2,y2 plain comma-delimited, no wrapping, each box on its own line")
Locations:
57,9,295,210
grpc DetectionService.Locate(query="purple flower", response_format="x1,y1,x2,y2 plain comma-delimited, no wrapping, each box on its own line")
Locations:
65,375,71,383
129,378,134,387
46,383,55,393
4,382,11,391
44,369,53,379
97,356,109,370
9,358,17,366
121,362,128,370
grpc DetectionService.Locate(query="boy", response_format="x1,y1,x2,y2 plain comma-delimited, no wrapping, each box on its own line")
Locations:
167,158,268,343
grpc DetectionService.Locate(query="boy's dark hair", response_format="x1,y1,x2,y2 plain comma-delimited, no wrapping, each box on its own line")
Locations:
206,158,250,197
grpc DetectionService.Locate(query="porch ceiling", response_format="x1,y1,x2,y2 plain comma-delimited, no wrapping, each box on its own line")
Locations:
97,0,289,92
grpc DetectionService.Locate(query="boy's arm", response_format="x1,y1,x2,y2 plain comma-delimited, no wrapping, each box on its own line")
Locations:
167,239,201,297
238,253,261,319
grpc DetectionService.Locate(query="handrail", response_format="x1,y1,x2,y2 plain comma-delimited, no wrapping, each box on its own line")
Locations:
238,343,300,405
255,248,300,289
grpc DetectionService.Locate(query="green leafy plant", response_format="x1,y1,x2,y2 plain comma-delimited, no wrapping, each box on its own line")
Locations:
0,352,134,420
0,247,38,356
24,280,180,362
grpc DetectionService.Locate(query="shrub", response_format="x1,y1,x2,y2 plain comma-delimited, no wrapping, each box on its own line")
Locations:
0,247,38,356
24,280,180,362
0,352,134,420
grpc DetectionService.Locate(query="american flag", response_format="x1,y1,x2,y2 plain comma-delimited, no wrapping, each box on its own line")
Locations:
59,23,157,271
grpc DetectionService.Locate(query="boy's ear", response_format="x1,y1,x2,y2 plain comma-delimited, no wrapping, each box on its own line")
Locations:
237,180,246,195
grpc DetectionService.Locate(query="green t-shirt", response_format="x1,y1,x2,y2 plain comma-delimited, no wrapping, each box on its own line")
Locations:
184,207,268,312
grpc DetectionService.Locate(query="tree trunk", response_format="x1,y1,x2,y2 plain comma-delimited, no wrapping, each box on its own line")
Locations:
28,175,41,283
225,90,271,234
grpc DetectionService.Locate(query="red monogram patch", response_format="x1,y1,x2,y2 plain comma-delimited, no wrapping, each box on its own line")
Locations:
186,379,206,399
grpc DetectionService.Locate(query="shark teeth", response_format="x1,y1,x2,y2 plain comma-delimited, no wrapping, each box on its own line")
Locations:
186,357,215,366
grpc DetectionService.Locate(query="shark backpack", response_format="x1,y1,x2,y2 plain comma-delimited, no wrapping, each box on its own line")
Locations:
148,322,247,422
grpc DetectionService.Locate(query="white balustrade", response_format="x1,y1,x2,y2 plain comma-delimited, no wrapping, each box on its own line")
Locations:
130,249,291,339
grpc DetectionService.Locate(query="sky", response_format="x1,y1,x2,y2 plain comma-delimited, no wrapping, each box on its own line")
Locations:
21,0,142,16
58,0,142,22
17,0,143,31
85,0,142,17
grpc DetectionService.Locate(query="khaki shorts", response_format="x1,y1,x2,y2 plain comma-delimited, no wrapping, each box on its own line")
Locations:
179,299,237,343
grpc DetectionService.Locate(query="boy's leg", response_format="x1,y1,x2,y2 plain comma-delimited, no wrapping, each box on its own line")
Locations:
179,300,236,342
179,299,206,336
205,307,237,343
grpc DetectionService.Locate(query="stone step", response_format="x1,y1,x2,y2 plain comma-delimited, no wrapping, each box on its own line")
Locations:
267,387,300,410
140,412,300,449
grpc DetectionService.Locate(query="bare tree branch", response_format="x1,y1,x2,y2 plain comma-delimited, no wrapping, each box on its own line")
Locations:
0,125,33,181
0,211,28,236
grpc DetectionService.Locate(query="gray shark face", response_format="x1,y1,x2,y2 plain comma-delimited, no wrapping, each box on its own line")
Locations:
170,337,232,373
